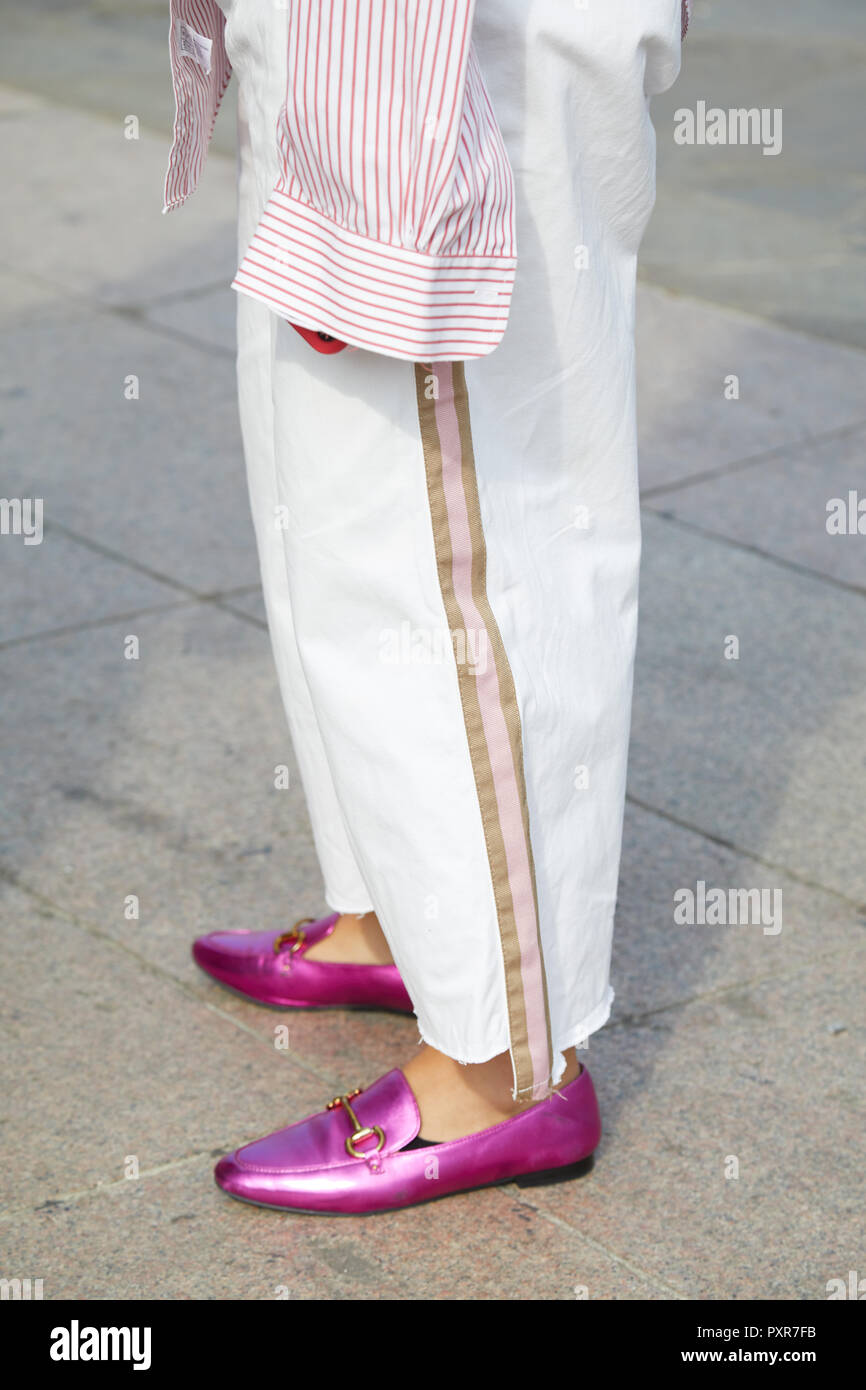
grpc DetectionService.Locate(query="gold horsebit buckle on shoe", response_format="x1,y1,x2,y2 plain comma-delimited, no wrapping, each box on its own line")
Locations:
272,917,315,963
327,1088,386,1159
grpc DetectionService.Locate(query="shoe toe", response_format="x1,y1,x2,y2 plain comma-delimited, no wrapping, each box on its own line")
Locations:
214,1153,248,1199
214,1143,305,1208
192,930,270,975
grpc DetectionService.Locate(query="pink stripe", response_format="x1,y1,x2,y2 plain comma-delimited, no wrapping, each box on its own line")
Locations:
432,366,550,1092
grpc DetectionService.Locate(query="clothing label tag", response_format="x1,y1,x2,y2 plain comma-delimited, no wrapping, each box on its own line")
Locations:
176,19,212,75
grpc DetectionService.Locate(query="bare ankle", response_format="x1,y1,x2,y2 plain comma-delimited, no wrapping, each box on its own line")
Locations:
402,1045,581,1142
303,911,394,965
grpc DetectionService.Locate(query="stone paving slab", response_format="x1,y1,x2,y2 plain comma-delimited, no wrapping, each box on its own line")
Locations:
0,295,256,595
0,83,46,117
645,0,866,349
636,286,866,494
0,100,236,306
144,284,237,357
4,879,859,1299
218,587,268,626
0,604,309,915
0,9,239,158
3,1143,672,1301
629,511,866,904
524,940,866,1300
0,885,327,1215
6,897,858,1300
643,423,866,589
0,524,181,645
612,803,861,1023
0,595,423,1089
645,160,866,352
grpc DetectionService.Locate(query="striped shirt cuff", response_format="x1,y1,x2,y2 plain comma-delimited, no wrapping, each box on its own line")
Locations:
231,189,517,363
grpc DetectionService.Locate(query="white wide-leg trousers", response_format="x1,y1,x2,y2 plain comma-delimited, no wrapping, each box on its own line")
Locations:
224,0,684,1098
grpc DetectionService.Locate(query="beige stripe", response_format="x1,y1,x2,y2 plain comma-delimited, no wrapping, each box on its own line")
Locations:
451,365,554,1068
414,361,553,1097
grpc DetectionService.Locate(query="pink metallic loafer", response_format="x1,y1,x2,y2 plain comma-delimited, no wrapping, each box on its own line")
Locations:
214,1065,600,1214
192,914,413,1013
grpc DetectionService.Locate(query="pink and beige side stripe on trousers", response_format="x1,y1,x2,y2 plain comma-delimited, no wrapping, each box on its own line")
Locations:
163,0,687,1099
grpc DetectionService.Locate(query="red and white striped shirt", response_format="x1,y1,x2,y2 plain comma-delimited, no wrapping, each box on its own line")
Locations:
163,1,692,362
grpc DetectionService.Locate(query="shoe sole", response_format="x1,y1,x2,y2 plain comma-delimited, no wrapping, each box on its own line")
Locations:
214,1153,594,1216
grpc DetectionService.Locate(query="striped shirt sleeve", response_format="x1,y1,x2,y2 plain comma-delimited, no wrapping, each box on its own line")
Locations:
163,0,232,214
230,1,517,362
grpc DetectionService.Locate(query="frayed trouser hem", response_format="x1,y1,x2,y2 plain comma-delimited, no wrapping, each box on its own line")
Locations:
413,986,615,1100
323,898,377,917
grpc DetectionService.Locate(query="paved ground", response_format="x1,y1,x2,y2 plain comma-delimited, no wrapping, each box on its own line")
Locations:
0,3,864,1299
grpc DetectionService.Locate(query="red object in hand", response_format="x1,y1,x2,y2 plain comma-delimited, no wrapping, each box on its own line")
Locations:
289,322,348,354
